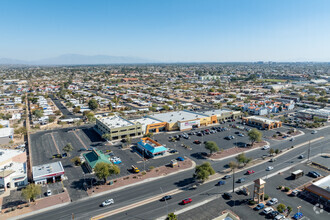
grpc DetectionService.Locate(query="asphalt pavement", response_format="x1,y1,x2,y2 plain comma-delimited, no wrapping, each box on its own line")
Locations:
49,95,82,119
22,126,330,220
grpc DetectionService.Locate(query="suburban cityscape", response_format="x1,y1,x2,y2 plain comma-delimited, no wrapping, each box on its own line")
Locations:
0,1,329,220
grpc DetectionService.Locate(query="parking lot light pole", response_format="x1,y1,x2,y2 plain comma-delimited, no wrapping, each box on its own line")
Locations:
297,205,301,213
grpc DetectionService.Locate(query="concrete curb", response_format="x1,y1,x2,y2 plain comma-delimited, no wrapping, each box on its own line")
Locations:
156,153,324,220
8,201,71,220
82,159,197,201
209,141,270,162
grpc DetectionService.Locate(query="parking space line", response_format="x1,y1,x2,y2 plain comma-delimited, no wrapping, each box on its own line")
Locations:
70,129,88,150
48,132,61,154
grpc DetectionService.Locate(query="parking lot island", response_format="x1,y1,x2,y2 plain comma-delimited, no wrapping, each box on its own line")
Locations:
87,157,195,196
209,141,268,161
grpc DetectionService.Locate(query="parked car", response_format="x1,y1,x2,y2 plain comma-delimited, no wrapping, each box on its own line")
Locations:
194,140,201,144
263,207,274,215
293,212,303,219
160,195,172,201
267,210,280,218
181,198,192,205
298,155,304,159
238,133,245,137
177,157,185,161
101,198,114,207
311,130,317,134
290,190,300,196
169,149,178,154
274,214,285,220
46,190,52,196
255,203,265,210
267,198,278,205
223,192,232,200
266,166,274,171
308,171,318,178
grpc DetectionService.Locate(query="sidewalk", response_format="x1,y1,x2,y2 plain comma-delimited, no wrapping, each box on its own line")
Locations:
2,190,70,220
86,158,196,198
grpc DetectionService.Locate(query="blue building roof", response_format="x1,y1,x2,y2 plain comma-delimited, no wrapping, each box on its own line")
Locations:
137,139,167,155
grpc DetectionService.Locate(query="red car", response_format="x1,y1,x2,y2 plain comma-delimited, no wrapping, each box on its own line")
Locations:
181,198,192,205
194,140,201,144
246,170,255,175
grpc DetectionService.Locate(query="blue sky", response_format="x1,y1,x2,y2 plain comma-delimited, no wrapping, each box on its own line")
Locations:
0,0,330,62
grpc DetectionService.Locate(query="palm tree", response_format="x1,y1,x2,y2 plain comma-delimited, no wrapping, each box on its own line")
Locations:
112,95,120,109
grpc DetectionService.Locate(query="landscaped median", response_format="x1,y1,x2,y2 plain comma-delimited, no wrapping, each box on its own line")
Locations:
87,157,195,196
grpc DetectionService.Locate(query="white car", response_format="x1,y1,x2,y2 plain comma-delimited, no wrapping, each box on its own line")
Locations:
263,145,270,150
311,130,317,134
263,207,274,215
274,214,285,220
46,190,52,196
267,198,278,205
101,198,114,207
266,166,274,171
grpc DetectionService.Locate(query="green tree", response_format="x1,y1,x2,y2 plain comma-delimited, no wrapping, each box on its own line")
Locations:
167,213,178,220
73,106,81,113
269,148,275,155
33,109,43,118
94,162,120,184
63,143,74,156
287,206,293,215
205,141,219,155
275,149,280,154
112,96,120,109
277,203,286,213
235,153,252,166
248,128,262,146
88,99,98,110
71,156,82,166
102,133,112,141
21,184,42,202
194,162,215,182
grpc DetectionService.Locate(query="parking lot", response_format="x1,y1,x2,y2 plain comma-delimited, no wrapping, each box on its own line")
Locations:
2,182,63,210
28,120,303,201
179,160,329,220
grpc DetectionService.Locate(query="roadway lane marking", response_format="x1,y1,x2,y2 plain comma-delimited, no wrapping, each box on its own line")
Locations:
69,129,88,150
47,132,61,154
90,188,182,220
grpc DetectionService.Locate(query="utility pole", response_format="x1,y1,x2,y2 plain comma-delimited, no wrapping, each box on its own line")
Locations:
308,141,311,161
160,187,168,216
232,168,235,193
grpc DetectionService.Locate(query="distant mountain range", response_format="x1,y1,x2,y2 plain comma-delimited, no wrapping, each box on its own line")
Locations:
0,54,156,65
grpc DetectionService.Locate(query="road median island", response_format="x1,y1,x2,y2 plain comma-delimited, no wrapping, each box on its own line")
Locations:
87,157,195,197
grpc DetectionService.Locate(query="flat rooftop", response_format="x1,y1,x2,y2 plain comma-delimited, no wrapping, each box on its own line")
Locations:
130,117,162,126
313,175,330,192
200,109,234,116
0,148,24,164
149,110,208,123
98,115,134,128
32,161,64,179
245,116,280,124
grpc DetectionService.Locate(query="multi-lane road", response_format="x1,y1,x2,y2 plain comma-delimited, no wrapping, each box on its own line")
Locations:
21,126,329,220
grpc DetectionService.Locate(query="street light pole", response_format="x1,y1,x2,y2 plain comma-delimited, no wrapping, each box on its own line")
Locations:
160,187,168,216
308,141,311,161
232,168,235,193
